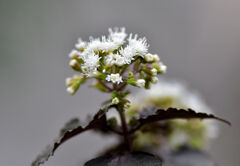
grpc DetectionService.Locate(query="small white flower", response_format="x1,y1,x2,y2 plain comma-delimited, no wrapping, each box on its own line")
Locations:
83,52,100,68
105,53,126,66
119,45,136,64
105,53,115,66
80,51,101,77
108,27,127,46
151,68,158,76
69,50,81,59
66,86,74,95
112,97,120,104
115,55,125,66
106,73,123,84
86,37,102,52
136,79,146,87
100,36,119,52
145,53,154,62
128,34,149,57
151,76,158,84
75,38,86,51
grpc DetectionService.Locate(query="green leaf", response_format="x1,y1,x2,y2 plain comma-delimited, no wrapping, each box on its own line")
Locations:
84,152,162,166
129,107,230,133
31,108,110,166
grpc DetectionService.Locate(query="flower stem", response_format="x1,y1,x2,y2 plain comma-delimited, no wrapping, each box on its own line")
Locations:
118,105,132,151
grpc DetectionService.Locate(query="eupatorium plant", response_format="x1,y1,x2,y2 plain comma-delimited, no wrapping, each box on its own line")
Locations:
32,28,230,166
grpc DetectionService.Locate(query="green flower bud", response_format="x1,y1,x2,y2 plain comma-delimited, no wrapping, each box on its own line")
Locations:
112,97,120,104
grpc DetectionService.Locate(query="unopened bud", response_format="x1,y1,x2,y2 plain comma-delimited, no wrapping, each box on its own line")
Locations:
69,50,80,59
151,76,158,84
144,53,154,62
66,86,74,95
136,79,146,87
124,102,131,109
160,64,167,73
65,77,73,86
128,71,134,77
151,68,157,76
153,54,160,62
112,97,120,104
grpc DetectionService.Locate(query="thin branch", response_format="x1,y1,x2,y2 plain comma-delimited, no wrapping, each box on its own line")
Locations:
117,82,127,91
98,80,113,92
118,106,132,151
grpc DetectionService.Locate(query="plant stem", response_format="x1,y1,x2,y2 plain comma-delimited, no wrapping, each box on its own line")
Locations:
118,106,132,151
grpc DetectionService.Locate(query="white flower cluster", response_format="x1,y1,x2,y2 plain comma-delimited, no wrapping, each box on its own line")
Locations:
127,79,218,149
106,73,123,84
67,27,167,94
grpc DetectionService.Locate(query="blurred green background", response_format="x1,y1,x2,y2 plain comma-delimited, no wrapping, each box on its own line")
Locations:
0,0,239,165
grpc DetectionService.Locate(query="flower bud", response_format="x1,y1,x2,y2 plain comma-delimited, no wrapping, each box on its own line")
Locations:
159,64,167,73
66,86,74,95
136,79,146,87
69,59,81,71
69,50,80,59
65,77,73,86
124,102,131,109
128,71,134,77
151,76,158,84
144,53,154,62
112,97,120,104
153,54,160,62
151,68,157,76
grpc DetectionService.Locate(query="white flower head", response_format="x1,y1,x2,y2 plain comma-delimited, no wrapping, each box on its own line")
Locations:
119,45,136,64
106,73,123,84
67,27,167,94
106,53,126,66
108,27,127,46
128,34,149,57
80,51,101,77
136,79,146,87
83,51,100,68
85,37,102,53
75,38,86,51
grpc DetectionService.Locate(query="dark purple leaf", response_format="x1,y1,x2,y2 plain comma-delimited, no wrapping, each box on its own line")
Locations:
130,107,230,133
84,151,162,166
32,108,109,166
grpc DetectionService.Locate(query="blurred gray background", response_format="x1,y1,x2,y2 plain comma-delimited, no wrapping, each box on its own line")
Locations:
0,0,239,165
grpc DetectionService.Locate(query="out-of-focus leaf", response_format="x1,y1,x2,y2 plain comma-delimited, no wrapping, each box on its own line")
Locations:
32,108,110,166
84,151,162,166
130,107,230,133
163,147,216,166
